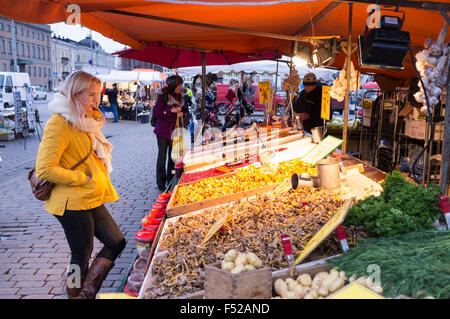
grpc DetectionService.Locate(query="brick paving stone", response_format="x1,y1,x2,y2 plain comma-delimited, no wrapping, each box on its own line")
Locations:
16,287,52,295
0,288,20,295
21,295,54,299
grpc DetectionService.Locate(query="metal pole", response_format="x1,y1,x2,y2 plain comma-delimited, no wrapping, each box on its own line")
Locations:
342,3,353,154
440,78,450,194
201,52,206,135
11,20,19,72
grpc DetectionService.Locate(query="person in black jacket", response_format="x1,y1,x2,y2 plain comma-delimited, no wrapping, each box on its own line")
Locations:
105,83,119,122
293,73,324,134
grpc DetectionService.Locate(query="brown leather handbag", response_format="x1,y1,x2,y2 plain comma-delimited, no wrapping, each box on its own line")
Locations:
28,147,93,201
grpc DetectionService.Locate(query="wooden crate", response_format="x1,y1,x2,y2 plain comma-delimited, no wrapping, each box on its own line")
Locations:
166,180,282,218
204,262,272,299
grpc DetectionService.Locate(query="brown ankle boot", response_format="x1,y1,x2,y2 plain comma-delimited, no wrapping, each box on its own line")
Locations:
76,257,114,299
66,274,86,299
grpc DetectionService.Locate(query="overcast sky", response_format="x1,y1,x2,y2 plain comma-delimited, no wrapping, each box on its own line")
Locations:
50,22,128,54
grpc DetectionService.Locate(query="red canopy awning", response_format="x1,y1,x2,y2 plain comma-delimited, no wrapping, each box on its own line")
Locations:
114,43,281,68
0,0,448,78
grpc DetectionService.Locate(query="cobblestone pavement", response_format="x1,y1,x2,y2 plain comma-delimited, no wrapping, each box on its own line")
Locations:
0,93,162,299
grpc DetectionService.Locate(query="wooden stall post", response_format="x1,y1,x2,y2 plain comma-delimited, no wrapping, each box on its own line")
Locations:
440,77,450,194
342,3,353,154
201,52,206,135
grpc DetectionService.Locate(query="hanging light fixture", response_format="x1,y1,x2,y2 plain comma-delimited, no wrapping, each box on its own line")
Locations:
293,45,312,66
311,47,320,67
317,46,333,65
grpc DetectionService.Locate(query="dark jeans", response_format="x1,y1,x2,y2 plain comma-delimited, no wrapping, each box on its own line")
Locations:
110,102,118,122
156,136,174,190
55,204,126,276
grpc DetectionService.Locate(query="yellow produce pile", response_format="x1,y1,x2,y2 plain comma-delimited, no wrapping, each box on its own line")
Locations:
173,158,317,206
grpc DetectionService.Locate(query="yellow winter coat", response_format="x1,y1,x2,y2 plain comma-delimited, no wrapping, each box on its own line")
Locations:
36,114,119,215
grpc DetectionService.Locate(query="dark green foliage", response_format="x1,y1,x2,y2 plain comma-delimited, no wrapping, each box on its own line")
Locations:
344,171,441,237
327,230,450,299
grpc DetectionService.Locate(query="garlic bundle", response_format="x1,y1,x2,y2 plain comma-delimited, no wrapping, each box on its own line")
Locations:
414,23,449,113
330,61,360,102
282,69,301,94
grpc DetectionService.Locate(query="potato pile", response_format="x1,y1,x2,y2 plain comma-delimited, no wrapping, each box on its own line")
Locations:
273,268,383,299
221,249,263,274
274,268,346,299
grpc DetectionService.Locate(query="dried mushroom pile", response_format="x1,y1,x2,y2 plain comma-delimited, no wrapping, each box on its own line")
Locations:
146,187,346,299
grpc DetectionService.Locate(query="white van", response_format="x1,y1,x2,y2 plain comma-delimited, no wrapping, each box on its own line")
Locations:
0,72,31,109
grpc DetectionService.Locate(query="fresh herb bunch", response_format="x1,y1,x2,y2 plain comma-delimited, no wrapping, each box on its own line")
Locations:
327,230,450,299
344,171,441,237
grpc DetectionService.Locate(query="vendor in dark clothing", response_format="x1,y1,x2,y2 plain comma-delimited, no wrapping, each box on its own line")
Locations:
105,83,119,122
293,72,324,134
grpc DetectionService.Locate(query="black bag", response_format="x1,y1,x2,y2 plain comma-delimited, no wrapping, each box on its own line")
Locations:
151,109,157,127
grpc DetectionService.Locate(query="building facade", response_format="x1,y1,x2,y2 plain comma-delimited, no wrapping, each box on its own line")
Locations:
0,16,53,90
73,35,116,75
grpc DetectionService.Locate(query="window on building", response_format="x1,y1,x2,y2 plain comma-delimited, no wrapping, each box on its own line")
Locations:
21,28,23,36
2,63,6,71
6,24,10,32
32,45,35,58
48,68,51,77
26,30,29,37
27,44,30,57
44,67,46,77
47,48,50,61
36,33,39,40
39,67,41,77
37,45,40,59
21,43,24,57
42,47,45,60
33,66,36,77
0,23,3,31
7,40,12,56
32,31,34,38
77,55,80,62
0,39,5,54
28,66,31,75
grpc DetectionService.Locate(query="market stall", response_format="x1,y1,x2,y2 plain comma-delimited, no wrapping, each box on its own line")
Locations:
97,70,163,121
3,0,450,301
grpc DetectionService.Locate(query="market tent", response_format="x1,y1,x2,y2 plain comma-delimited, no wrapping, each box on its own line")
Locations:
114,43,281,69
362,81,381,90
1,0,449,79
176,60,338,84
97,70,162,83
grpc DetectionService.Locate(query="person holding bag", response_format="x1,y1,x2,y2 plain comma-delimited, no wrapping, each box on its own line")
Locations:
153,75,184,192
35,70,126,299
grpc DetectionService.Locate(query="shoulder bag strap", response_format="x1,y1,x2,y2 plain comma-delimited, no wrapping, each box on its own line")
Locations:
69,147,93,171
69,134,94,170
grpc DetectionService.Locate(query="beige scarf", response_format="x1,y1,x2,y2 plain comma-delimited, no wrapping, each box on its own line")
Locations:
48,93,113,174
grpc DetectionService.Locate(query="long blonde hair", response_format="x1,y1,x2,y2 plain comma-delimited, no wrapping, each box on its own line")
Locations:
59,70,102,131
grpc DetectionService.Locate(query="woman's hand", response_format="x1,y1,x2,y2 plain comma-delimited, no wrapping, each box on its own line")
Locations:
171,106,182,113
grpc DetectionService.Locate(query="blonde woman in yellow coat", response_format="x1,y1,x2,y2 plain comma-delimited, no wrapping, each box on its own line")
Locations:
36,71,126,299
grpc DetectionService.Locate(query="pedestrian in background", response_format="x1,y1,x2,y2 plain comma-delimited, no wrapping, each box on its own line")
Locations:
105,83,119,122
36,70,126,299
153,75,184,192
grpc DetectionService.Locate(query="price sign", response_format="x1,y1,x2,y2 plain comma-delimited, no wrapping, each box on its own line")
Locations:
258,81,271,104
321,86,331,121
295,197,354,265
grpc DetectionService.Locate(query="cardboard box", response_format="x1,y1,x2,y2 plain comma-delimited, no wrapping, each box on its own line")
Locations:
404,119,443,140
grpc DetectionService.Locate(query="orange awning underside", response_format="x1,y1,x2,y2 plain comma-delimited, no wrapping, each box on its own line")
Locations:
1,0,448,78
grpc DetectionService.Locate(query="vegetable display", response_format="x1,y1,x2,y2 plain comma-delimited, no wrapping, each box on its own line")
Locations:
146,187,345,299
327,230,450,299
221,249,264,273
273,269,347,299
344,171,441,237
173,158,317,207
